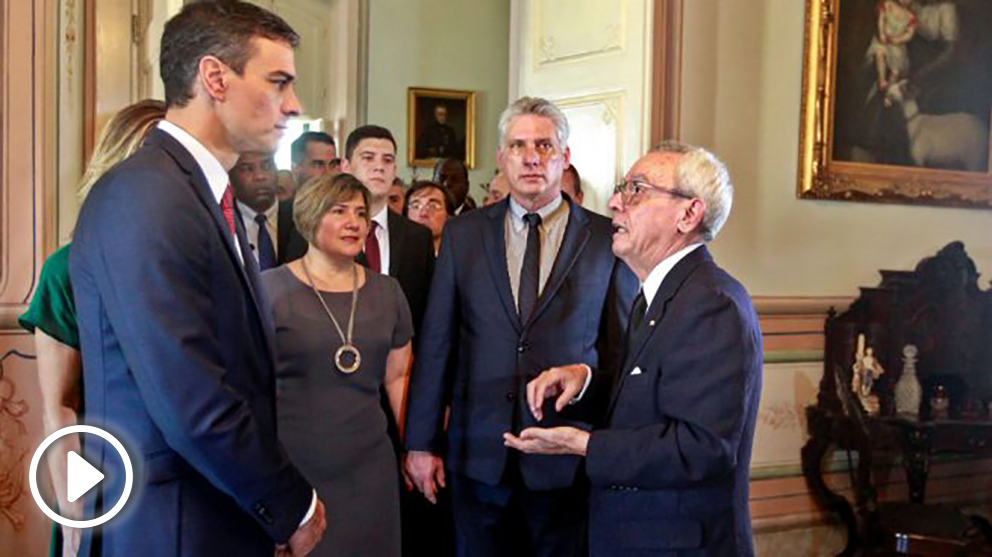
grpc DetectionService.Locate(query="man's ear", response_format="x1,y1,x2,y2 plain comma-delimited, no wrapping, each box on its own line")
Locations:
199,55,229,102
677,198,706,236
562,146,571,168
340,158,352,173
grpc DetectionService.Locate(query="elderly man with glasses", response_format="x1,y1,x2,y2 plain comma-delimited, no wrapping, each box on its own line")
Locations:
505,142,763,557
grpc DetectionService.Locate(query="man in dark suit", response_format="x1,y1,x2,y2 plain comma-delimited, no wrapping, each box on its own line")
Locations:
405,97,635,557
433,157,476,214
70,3,325,555
230,151,296,269
339,125,436,332
505,142,763,556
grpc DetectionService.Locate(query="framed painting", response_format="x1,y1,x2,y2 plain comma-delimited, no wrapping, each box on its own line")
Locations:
798,0,992,208
407,87,476,169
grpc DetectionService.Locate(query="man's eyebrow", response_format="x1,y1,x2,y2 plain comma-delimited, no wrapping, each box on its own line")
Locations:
269,70,296,82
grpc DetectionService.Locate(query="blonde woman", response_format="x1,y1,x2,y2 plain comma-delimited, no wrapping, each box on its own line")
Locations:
263,173,413,557
18,99,165,557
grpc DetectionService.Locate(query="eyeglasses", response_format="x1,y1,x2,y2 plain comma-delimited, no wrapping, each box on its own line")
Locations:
613,179,693,207
505,139,560,160
408,199,445,214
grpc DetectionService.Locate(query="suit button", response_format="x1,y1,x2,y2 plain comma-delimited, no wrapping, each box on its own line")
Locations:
506,391,517,401
254,502,274,524
517,343,528,353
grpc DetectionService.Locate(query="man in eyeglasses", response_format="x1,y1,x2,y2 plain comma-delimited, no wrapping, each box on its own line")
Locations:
405,180,455,255
505,142,763,557
405,96,636,557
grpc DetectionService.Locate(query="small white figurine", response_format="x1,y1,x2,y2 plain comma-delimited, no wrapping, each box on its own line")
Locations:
852,334,883,414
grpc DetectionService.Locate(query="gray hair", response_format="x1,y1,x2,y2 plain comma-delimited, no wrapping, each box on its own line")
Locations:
651,141,733,242
497,97,570,148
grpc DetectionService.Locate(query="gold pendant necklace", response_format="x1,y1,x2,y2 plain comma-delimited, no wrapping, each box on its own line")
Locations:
301,259,361,374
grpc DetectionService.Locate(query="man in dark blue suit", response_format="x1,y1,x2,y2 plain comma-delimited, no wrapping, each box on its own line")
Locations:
70,3,325,555
506,142,763,556
405,97,635,557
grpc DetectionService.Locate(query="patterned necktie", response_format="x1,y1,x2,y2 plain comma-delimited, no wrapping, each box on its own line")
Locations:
254,213,277,271
518,213,542,322
365,221,381,273
220,185,236,239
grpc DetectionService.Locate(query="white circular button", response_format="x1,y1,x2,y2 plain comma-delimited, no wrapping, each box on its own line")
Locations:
29,425,134,528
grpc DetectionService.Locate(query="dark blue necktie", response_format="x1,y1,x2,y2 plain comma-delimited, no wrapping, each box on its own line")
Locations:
518,213,542,322
255,213,276,271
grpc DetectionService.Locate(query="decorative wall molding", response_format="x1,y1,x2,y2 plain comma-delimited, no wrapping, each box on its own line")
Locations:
556,92,626,213
534,0,626,66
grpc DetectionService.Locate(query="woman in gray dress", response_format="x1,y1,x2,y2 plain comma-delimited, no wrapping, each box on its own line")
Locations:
262,173,413,557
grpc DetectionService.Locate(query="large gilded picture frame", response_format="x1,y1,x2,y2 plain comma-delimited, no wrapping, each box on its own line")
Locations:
407,87,476,169
798,0,992,208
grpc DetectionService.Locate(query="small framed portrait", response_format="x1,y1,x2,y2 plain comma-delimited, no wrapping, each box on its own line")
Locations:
407,87,476,169
798,0,992,208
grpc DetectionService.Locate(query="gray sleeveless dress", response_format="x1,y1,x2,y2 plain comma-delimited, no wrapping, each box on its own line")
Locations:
262,265,412,557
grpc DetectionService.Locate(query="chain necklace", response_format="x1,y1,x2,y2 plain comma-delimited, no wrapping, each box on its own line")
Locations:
301,258,361,374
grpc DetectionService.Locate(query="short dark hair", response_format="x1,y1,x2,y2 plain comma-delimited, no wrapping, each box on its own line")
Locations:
161,1,299,108
404,181,457,217
344,125,397,161
564,164,583,197
291,131,336,164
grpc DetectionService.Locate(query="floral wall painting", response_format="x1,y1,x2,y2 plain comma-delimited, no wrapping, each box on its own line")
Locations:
798,0,992,208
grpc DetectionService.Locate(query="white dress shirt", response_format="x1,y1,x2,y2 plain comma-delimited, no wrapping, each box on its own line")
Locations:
369,205,391,275
237,200,279,263
157,121,243,262
641,242,704,310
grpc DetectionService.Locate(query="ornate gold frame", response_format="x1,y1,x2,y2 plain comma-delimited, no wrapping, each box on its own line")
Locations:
797,0,992,208
407,87,476,169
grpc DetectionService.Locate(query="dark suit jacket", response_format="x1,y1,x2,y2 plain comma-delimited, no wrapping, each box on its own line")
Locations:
405,197,636,490
584,246,762,557
276,199,296,264
283,209,435,334
70,129,313,556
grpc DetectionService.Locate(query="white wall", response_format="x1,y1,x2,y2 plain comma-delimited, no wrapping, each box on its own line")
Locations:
366,0,510,201
680,0,992,297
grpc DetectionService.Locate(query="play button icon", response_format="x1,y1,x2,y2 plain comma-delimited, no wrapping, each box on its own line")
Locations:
29,425,134,528
67,450,105,503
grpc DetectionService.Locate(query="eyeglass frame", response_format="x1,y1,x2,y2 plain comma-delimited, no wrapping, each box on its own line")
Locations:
613,179,695,207
407,198,447,214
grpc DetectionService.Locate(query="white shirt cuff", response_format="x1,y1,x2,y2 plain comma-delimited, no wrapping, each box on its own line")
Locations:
569,364,594,404
299,489,317,527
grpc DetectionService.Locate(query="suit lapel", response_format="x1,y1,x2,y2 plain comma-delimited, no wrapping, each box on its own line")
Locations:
387,210,403,277
525,199,590,329
148,129,275,362
481,200,522,333
606,246,713,418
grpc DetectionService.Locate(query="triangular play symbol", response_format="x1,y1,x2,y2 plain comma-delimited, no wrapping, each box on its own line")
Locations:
67,450,104,503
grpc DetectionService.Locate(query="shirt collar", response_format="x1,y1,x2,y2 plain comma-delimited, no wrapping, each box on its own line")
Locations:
236,200,277,222
157,120,229,204
642,243,704,309
508,193,563,229
371,205,390,232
